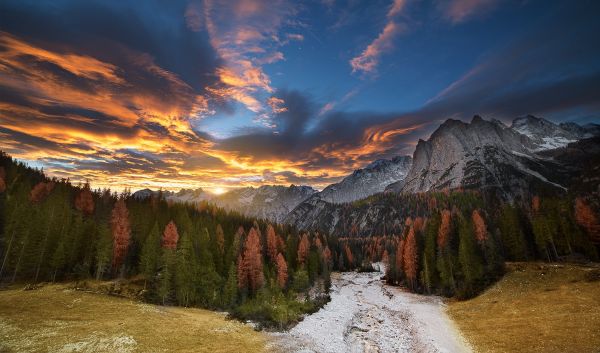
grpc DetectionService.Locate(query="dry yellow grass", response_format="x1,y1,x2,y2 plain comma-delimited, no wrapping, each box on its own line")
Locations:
0,283,270,353
448,262,600,353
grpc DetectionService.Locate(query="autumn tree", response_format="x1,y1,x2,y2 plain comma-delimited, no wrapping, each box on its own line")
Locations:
75,183,94,215
0,166,6,193
162,221,179,249
237,227,264,292
403,225,418,290
575,198,600,243
30,181,54,203
472,210,487,244
266,224,278,263
297,233,310,266
437,209,452,248
276,253,288,289
110,198,130,272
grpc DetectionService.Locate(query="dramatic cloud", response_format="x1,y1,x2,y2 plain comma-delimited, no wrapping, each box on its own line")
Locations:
0,0,598,193
350,0,407,75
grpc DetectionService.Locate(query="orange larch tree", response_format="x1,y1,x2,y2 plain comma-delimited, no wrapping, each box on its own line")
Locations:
238,227,264,292
275,253,288,289
111,198,131,271
438,209,452,248
575,198,600,243
472,209,487,244
266,224,278,263
0,166,5,193
75,183,95,216
403,225,418,289
297,233,310,266
30,181,55,203
162,221,179,249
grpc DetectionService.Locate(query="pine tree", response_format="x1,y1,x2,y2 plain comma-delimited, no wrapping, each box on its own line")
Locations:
94,224,112,280
499,205,528,260
421,213,439,294
216,224,225,255
458,215,484,297
175,232,197,307
223,263,238,308
158,248,175,305
140,222,160,284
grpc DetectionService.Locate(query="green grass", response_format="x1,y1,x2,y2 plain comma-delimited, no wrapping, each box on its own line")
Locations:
448,262,600,353
0,283,270,353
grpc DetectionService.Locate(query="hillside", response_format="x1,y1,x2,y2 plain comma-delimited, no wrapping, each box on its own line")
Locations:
448,263,600,353
0,283,268,353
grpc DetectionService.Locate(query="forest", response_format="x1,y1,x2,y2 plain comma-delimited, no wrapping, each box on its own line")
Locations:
1,150,599,324
0,152,333,328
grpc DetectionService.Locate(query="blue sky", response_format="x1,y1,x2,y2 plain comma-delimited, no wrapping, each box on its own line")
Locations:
0,0,599,191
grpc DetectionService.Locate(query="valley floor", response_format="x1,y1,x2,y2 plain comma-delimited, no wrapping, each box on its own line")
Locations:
448,262,600,353
0,283,268,353
271,269,471,353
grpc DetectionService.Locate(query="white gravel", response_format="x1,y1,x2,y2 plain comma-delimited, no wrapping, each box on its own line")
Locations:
272,269,472,353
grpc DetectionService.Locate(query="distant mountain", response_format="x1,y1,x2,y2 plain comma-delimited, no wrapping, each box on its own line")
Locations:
212,185,317,223
318,156,412,204
132,188,212,203
284,156,412,228
511,115,600,151
133,184,317,223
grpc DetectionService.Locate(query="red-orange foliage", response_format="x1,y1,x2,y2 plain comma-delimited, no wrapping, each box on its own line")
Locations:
297,233,310,266
237,227,264,291
162,221,179,249
275,253,288,288
111,199,131,270
266,224,278,262
30,181,55,203
532,195,540,213
381,249,389,266
472,209,487,243
216,224,225,254
413,217,425,233
437,209,452,248
323,246,333,268
344,244,354,266
575,198,600,243
0,167,5,193
403,226,418,288
75,184,95,215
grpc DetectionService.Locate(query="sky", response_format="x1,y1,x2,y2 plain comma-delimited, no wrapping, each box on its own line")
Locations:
1,0,599,193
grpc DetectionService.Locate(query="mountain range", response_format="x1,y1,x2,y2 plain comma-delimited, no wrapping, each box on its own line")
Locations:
134,115,600,233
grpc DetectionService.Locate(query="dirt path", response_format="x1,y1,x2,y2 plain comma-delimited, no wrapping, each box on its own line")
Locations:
271,270,471,353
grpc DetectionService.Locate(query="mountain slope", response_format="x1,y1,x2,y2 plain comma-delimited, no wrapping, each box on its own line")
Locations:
401,116,574,198
511,115,600,151
212,185,317,223
318,156,412,204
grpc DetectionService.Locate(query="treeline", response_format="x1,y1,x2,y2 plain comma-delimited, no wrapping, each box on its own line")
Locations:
335,190,600,298
0,152,334,327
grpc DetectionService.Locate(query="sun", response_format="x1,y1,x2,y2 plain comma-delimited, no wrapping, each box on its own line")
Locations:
211,187,227,195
